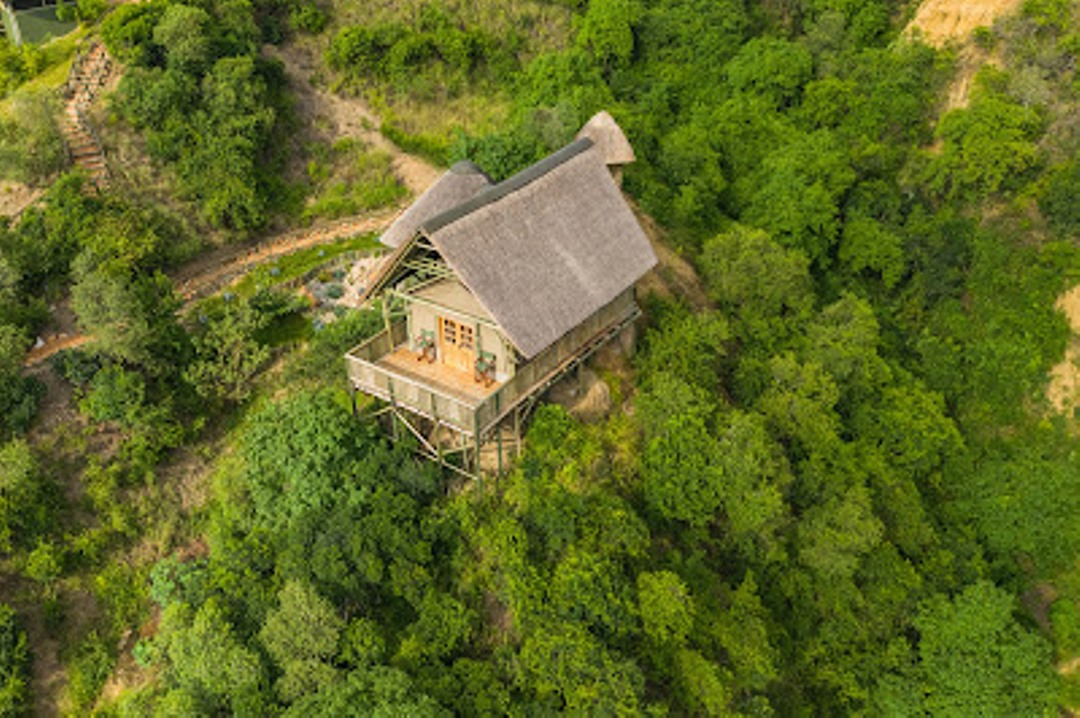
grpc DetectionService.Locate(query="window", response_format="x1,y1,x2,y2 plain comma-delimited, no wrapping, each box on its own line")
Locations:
442,318,474,350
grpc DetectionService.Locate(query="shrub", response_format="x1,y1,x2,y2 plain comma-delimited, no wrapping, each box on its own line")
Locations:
1039,160,1080,236
326,9,516,96
289,2,328,34
0,90,68,186
79,365,147,428
65,632,115,712
0,604,30,717
0,439,55,555
76,0,110,24
49,349,103,388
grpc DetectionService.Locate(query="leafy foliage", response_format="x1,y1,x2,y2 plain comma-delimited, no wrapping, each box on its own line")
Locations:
0,90,67,186
0,604,30,717
184,297,271,404
886,582,1060,716
326,4,517,97
0,440,55,556
12,0,1080,714
105,0,289,231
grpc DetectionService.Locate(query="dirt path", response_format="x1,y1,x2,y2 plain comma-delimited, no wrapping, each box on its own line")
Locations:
263,42,440,195
24,39,445,368
1048,286,1080,416
173,210,398,299
22,210,403,367
24,334,91,366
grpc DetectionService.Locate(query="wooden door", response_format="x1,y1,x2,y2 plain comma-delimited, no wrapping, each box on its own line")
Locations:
439,317,474,374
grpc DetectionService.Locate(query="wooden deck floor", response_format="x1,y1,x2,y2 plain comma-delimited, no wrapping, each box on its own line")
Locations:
378,346,501,404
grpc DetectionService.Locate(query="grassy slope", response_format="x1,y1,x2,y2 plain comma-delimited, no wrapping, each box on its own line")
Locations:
325,0,574,149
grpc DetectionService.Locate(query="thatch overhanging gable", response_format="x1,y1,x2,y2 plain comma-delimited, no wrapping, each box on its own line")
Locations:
418,138,657,359
380,160,492,248
575,111,635,166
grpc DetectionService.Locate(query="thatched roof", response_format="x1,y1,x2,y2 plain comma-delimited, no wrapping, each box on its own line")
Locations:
418,138,656,358
380,160,491,248
575,111,635,166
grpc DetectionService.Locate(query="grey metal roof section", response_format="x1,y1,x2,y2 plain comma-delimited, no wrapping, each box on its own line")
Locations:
380,160,492,248
575,111,635,166
422,141,657,359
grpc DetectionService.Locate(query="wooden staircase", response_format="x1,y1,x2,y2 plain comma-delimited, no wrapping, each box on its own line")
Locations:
61,41,112,189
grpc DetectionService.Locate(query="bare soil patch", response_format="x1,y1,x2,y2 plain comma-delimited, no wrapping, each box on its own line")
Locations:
942,44,1005,111
905,0,1026,47
632,204,712,311
0,181,43,219
264,41,441,196
906,0,1024,110
1048,285,1080,416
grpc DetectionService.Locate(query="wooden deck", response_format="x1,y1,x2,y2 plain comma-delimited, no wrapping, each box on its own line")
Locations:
346,294,638,439
378,346,501,404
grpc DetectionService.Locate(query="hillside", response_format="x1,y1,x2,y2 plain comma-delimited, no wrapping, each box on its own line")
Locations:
1,0,1079,715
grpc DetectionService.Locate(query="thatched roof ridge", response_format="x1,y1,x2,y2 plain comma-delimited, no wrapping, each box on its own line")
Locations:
380,160,492,248
421,139,594,235
422,140,656,358
575,111,635,166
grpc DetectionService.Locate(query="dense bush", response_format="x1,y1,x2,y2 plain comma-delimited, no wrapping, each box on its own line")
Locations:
0,90,68,186
0,439,56,556
7,0,1078,714
326,4,519,96
0,604,30,716
1039,159,1080,236
183,296,270,405
0,326,44,440
0,39,43,99
105,0,289,232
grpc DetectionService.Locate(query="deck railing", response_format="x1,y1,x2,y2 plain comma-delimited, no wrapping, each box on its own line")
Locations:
472,298,638,432
346,320,481,434
346,291,639,439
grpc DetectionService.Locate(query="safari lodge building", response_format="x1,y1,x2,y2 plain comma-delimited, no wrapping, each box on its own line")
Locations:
346,113,657,476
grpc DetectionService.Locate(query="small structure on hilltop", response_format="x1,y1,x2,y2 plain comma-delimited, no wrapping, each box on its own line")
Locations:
345,112,655,476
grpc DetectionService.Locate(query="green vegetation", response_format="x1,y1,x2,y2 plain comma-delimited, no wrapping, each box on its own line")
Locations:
0,0,1079,714
0,89,67,186
326,6,518,97
0,31,83,185
0,603,31,716
302,139,406,221
14,6,77,45
323,0,573,161
229,231,380,298
103,0,292,233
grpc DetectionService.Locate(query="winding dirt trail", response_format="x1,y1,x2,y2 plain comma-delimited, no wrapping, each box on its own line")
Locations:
22,41,441,369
